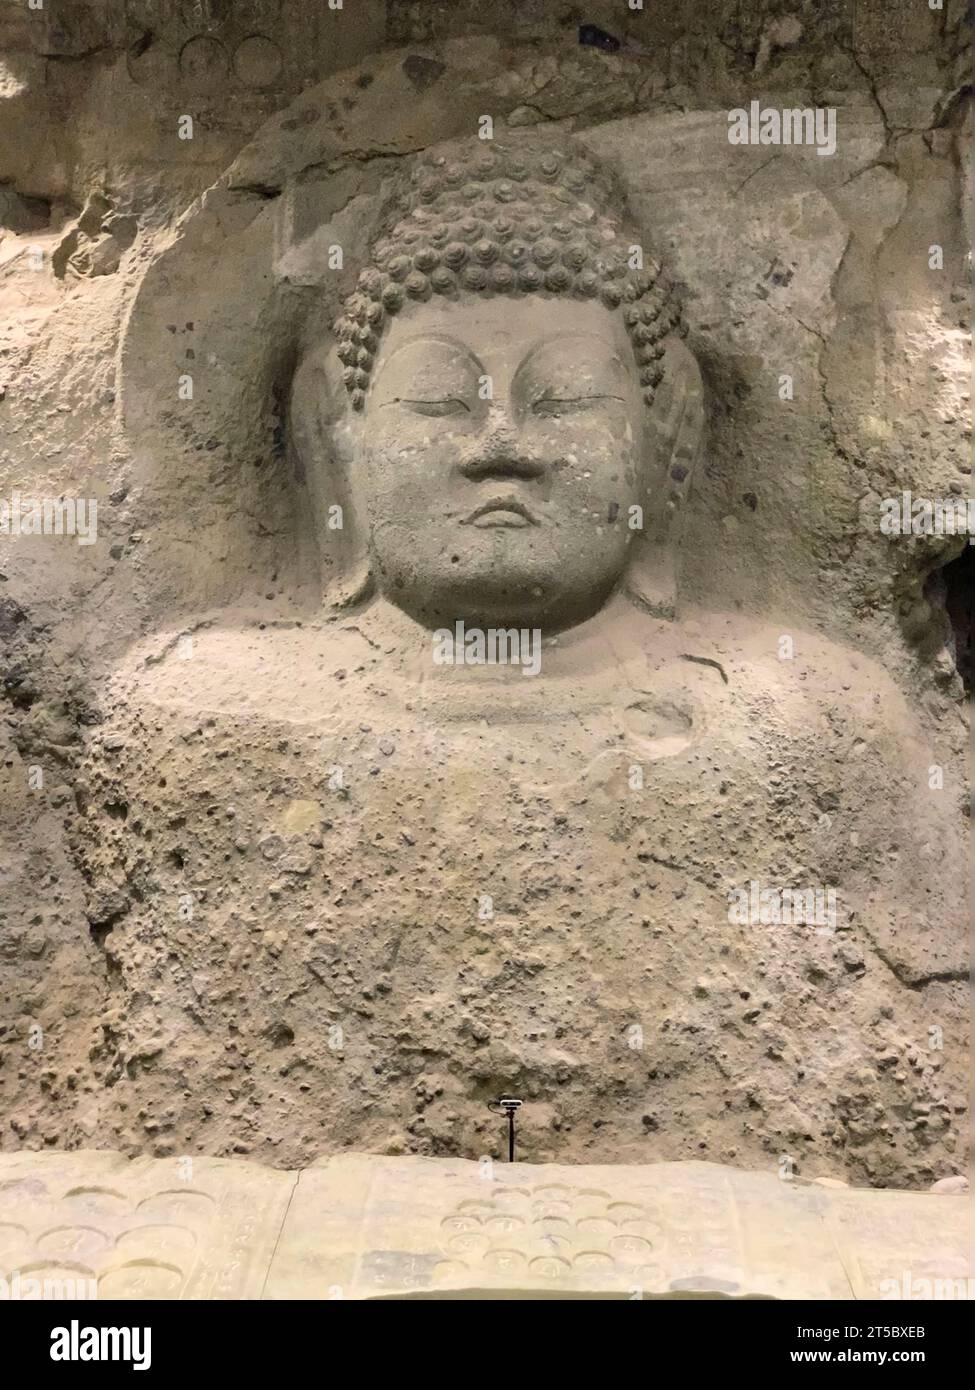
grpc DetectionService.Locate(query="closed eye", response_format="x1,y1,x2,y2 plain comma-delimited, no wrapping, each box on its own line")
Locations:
394,397,471,417
532,394,626,415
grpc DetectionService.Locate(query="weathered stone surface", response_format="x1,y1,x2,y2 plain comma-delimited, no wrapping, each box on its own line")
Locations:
0,1148,294,1300
1,1151,970,1300
0,10,970,1195
44,104,964,1182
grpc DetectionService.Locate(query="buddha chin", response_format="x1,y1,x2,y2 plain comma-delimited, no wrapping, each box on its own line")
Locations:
367,513,631,633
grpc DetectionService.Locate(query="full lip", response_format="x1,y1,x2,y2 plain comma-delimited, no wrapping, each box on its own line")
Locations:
460,496,539,529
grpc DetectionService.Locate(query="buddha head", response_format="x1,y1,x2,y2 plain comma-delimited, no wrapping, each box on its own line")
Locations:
291,133,705,633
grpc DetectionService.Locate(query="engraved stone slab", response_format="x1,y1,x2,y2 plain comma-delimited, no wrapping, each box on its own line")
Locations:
820,1187,975,1302
263,1156,852,1299
2,1152,969,1300
0,1150,296,1300
262,1156,970,1301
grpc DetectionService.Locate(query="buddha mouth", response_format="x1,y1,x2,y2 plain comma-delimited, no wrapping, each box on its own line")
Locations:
461,498,539,529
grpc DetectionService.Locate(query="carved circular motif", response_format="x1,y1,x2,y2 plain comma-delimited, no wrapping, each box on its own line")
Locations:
178,35,229,87
482,1249,527,1274
440,1214,480,1233
136,1189,216,1222
99,1260,184,1300
610,1234,654,1258
434,1180,663,1289
574,1250,615,1271
116,1224,198,1257
492,1186,530,1206
607,1201,645,1221
62,1187,128,1217
36,1226,112,1260
576,1216,616,1235
234,36,284,88
533,1215,571,1234
127,39,174,89
484,1213,524,1233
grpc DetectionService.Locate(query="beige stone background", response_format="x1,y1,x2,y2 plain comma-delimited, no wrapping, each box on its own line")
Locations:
0,1,970,1178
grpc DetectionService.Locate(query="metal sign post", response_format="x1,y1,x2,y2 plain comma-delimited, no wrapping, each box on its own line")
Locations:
488,1096,522,1161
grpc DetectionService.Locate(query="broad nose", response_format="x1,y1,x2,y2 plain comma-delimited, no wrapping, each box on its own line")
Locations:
458,403,546,482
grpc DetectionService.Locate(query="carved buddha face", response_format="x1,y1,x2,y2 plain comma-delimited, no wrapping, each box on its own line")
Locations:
293,137,699,631
355,295,645,632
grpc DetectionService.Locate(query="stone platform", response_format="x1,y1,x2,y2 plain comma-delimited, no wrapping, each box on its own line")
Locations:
0,1152,969,1300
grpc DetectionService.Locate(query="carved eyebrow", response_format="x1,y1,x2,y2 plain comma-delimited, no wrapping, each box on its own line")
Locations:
377,334,484,373
517,334,626,371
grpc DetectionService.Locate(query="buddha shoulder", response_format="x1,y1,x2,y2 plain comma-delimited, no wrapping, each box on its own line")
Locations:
100,618,396,728
675,609,936,749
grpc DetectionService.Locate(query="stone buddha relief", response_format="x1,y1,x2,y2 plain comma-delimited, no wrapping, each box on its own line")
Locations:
74,128,967,1182
298,137,691,629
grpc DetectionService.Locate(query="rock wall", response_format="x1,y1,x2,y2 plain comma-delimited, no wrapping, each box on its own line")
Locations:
0,1,970,1185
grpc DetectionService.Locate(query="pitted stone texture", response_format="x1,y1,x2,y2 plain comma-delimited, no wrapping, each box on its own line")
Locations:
1,30,969,1188
70,601,967,1181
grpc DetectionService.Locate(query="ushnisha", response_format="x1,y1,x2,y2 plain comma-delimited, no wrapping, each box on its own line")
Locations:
334,137,684,412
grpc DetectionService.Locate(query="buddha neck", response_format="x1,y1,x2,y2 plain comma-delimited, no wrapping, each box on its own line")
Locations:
348,591,679,723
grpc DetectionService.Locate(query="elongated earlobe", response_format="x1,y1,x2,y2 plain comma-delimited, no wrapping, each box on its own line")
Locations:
290,346,373,610
625,336,705,620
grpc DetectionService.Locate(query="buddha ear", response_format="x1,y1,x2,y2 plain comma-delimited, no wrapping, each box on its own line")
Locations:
625,334,706,621
290,344,373,610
